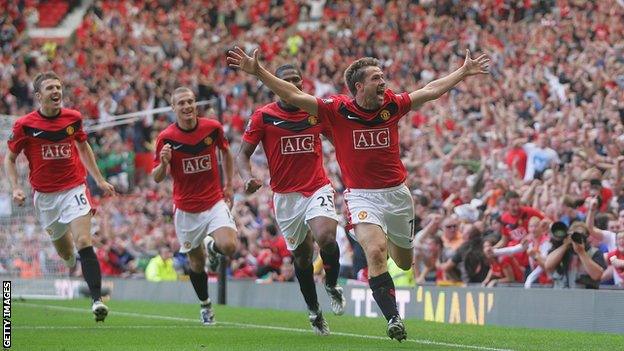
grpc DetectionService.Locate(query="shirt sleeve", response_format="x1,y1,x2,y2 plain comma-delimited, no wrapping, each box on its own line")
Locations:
7,120,27,154
315,96,339,127
524,207,545,220
153,134,164,167
73,117,88,143
241,111,264,146
215,124,229,150
393,91,412,116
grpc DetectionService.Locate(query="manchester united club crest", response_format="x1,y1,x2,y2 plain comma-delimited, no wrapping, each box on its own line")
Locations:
204,136,213,145
184,241,192,250
380,109,390,121
358,211,368,220
308,115,318,126
66,125,75,135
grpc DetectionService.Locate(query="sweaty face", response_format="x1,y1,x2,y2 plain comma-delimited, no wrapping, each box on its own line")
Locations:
277,69,303,91
172,91,197,123
356,66,386,108
37,79,62,111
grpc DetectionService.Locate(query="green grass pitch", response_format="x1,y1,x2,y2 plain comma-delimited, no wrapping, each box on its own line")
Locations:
10,299,623,350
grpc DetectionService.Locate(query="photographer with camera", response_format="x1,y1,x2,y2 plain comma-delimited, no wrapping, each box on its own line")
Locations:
545,222,606,289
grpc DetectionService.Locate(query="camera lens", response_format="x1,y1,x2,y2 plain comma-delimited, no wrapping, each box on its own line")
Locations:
571,232,585,244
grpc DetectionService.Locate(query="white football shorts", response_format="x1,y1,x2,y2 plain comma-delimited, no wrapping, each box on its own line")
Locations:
174,200,237,253
273,184,340,250
343,184,415,249
34,184,92,241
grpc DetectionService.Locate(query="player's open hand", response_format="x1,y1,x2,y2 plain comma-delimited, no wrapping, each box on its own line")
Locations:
12,188,26,206
160,144,172,165
244,178,262,194
462,49,490,76
97,180,117,197
227,47,261,76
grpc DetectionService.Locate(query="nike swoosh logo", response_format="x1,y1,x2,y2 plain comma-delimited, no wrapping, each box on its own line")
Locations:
273,121,285,125
172,145,182,150
33,131,43,136
346,115,360,120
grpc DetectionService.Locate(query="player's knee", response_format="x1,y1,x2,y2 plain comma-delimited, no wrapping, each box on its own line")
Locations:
316,233,337,251
74,235,92,250
365,247,386,265
219,239,237,257
293,253,313,268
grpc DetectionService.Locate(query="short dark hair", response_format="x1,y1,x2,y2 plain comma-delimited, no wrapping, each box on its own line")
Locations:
504,190,520,201
343,57,380,96
33,71,61,93
170,87,194,105
275,64,301,78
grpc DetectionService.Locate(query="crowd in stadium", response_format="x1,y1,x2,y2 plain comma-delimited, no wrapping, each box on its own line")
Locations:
1,0,623,289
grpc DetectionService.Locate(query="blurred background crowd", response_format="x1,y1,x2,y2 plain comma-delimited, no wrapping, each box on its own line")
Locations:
1,0,623,289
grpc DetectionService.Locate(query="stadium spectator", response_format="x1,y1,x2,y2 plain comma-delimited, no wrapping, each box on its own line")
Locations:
145,246,177,282
545,222,606,289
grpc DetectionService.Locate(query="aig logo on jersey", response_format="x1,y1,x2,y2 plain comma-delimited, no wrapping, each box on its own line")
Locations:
280,134,314,155
182,155,212,174
41,143,72,159
352,128,390,149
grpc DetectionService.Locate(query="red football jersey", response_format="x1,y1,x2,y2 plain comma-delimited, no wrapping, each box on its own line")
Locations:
501,206,544,268
315,89,412,189
7,109,88,193
242,102,331,196
154,118,229,213
607,250,624,280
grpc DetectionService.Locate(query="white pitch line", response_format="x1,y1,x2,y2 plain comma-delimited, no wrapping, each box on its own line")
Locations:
15,325,233,330
18,303,514,351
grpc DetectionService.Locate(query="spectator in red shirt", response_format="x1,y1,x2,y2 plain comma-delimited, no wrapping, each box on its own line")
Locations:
605,232,624,288
482,238,525,287
506,139,527,179
256,224,290,277
496,191,544,270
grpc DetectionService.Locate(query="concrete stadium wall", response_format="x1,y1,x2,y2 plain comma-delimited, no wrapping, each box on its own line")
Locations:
7,277,624,334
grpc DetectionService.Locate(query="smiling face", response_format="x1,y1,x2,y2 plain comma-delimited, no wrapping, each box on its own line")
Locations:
171,90,197,125
36,78,63,112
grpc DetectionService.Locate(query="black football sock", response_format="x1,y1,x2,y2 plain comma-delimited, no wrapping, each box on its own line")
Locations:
208,239,224,255
294,263,319,312
320,241,340,288
78,247,102,302
369,272,398,321
189,269,209,303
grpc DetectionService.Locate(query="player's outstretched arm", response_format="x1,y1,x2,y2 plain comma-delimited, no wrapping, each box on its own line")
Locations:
236,141,262,194
409,50,490,110
75,141,116,196
227,47,319,116
3,151,26,206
